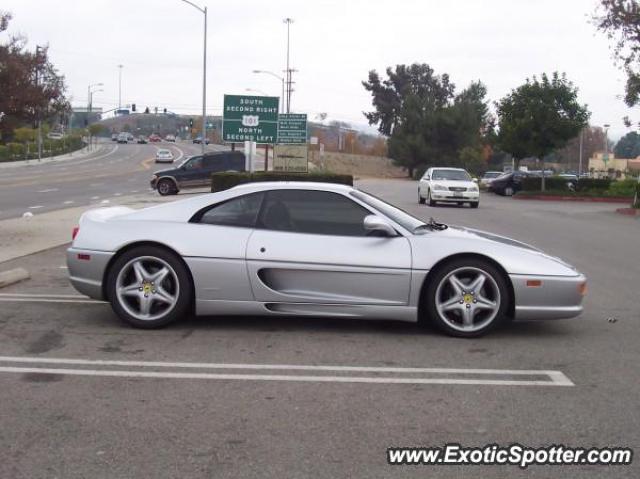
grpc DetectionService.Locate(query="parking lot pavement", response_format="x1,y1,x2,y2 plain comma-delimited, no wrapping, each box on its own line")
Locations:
0,180,638,478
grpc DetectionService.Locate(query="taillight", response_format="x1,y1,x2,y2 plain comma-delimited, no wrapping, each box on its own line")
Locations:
72,226,79,240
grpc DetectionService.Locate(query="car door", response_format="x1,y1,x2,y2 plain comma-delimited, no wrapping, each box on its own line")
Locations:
179,156,205,187
246,189,412,306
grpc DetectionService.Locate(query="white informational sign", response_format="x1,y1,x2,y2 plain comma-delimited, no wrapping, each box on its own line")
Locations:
274,145,308,172
310,136,318,145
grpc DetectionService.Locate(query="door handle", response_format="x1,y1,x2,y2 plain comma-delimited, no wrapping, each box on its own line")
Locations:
259,247,266,253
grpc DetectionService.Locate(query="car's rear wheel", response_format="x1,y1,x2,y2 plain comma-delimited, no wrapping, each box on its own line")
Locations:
427,189,436,206
106,246,192,328
157,179,177,196
422,258,509,337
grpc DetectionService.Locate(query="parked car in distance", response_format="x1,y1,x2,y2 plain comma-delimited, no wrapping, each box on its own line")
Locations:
489,171,531,196
150,151,246,195
480,171,503,188
165,134,176,142
117,132,129,144
193,136,210,145
418,167,480,208
67,182,587,336
137,136,148,144
111,133,118,141
155,148,174,163
127,133,134,141
149,134,162,142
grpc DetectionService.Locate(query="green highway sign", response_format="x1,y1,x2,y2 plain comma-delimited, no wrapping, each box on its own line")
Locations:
278,113,307,144
223,94,279,144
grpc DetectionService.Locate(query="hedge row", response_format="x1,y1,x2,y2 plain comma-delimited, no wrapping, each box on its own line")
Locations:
0,136,85,162
521,177,611,192
212,171,354,192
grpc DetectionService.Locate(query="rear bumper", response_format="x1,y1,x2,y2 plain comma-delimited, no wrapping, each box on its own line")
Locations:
66,248,114,300
510,273,587,320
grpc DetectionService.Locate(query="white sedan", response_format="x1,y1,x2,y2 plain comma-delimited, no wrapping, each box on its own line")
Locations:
418,167,480,208
155,149,174,163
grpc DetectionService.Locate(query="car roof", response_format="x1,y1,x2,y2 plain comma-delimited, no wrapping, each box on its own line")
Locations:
231,181,353,193
431,167,466,171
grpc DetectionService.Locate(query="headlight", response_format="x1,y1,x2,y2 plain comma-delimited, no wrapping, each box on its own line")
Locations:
432,184,448,191
151,175,158,180
469,185,479,192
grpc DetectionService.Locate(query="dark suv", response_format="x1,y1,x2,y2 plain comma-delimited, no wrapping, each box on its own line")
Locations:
150,151,246,195
489,171,530,196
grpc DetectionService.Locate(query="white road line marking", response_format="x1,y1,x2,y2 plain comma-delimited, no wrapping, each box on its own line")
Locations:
28,205,43,209
0,366,571,386
131,190,139,193
0,293,86,298
91,196,99,200
37,188,59,193
113,193,122,196
58,266,68,269
0,356,574,386
63,200,74,205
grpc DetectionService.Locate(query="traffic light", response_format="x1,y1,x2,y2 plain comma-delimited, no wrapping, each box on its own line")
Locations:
189,118,194,128
132,103,136,112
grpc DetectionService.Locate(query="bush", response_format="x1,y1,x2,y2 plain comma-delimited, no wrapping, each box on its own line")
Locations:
0,145,8,162
212,171,354,192
6,142,25,158
575,178,611,192
608,179,637,197
520,176,611,192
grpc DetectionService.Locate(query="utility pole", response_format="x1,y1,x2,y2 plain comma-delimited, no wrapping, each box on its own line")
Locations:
117,64,123,109
283,18,294,114
36,45,42,161
578,128,584,178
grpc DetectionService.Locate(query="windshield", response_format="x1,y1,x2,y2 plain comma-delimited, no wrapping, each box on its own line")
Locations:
432,169,472,181
351,190,434,234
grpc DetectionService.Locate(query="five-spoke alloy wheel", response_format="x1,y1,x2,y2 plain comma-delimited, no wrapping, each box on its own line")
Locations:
423,258,509,337
107,246,192,328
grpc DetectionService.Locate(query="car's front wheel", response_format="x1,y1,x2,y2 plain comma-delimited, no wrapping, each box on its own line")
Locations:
106,246,192,328
418,190,426,204
470,201,479,208
157,179,177,196
422,258,509,337
504,186,514,196
427,189,436,207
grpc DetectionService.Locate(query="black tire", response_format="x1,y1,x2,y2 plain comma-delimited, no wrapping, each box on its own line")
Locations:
418,190,426,204
106,246,192,329
421,258,510,338
157,178,177,196
427,189,436,207
470,201,479,208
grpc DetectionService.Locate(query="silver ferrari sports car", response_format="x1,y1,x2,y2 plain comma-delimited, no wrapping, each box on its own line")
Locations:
67,182,587,337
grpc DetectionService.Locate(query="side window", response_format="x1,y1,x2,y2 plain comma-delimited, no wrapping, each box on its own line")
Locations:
185,157,203,170
195,192,264,227
258,190,371,236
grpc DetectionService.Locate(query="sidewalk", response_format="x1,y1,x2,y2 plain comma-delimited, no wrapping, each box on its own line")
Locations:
0,143,105,169
0,191,183,264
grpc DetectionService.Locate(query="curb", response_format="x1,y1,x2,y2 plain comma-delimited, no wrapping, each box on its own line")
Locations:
616,208,640,216
513,195,631,203
0,268,30,288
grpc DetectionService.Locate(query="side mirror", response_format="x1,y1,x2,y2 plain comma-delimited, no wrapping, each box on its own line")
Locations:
363,215,397,237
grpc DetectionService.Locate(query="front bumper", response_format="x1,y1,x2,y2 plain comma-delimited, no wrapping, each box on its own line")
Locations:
66,248,114,300
510,273,587,320
431,190,479,202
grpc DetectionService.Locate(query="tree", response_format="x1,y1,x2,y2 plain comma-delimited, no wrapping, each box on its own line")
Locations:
363,63,489,177
614,130,640,158
496,72,590,189
593,0,640,107
0,12,70,142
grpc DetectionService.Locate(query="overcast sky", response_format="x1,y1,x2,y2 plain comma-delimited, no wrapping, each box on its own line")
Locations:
2,0,636,139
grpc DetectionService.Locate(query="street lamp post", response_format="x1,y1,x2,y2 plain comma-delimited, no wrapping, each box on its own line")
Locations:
283,18,294,113
252,70,285,113
180,0,207,155
117,65,123,109
88,83,104,114
603,123,610,177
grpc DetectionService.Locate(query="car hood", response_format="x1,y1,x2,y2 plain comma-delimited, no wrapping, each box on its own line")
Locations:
153,167,179,175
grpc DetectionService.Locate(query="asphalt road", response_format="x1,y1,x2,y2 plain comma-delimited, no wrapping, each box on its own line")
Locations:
0,181,638,478
0,140,227,220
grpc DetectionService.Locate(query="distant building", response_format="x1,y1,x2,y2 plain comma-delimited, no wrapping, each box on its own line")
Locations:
588,152,640,178
69,107,103,129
